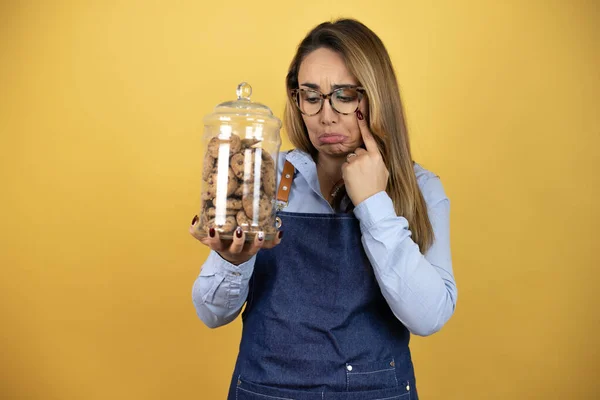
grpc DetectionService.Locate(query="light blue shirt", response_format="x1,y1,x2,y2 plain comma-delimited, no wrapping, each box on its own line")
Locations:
192,149,457,336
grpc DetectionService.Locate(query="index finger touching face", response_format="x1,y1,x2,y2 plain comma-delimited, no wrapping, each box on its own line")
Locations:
356,110,378,153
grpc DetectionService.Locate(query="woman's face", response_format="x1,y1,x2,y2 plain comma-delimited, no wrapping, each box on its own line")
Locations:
297,48,367,158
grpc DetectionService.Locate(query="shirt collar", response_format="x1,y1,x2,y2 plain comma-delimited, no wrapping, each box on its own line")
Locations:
285,149,353,212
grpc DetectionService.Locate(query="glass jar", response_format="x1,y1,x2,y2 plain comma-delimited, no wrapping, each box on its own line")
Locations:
197,82,282,241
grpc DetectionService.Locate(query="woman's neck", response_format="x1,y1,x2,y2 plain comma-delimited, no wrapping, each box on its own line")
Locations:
315,153,345,205
316,153,344,183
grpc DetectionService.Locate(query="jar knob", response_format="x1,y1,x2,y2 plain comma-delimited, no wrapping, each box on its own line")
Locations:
236,82,252,101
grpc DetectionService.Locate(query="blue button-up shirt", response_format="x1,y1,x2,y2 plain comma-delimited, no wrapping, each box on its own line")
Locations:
192,149,457,336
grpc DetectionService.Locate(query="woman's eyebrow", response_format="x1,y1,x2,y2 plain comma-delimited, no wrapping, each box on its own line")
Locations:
331,84,358,90
299,82,319,89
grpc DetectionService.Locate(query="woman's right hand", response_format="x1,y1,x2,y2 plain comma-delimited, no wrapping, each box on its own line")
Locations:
189,215,283,265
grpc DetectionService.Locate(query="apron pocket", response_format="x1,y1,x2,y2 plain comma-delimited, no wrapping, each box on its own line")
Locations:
235,376,411,400
235,378,296,400
345,358,398,392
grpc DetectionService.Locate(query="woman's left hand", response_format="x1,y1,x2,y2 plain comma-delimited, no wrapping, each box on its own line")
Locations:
342,112,389,206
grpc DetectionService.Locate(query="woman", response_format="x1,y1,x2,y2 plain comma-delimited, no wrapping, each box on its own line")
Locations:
190,18,457,400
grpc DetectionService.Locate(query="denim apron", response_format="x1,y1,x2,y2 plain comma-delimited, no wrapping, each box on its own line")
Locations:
227,193,419,399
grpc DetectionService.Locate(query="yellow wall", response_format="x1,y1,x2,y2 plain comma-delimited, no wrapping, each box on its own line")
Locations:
1,1,598,399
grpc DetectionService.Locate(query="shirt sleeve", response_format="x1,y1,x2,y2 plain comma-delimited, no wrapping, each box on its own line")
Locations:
191,250,256,328
353,177,457,336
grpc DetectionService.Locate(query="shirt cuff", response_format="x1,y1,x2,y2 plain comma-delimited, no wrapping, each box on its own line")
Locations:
201,250,256,280
353,191,407,231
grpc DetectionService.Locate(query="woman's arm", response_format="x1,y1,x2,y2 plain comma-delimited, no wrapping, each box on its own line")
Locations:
191,152,287,328
354,176,457,336
191,251,256,328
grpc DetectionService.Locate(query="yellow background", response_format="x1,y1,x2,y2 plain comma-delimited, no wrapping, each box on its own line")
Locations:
1,0,598,399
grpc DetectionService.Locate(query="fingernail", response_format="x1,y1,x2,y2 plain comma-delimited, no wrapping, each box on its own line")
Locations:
235,227,243,238
209,227,215,238
191,215,199,225
278,231,284,239
257,231,264,241
356,110,364,120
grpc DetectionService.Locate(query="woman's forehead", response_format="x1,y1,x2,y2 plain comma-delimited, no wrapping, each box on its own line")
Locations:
298,48,357,89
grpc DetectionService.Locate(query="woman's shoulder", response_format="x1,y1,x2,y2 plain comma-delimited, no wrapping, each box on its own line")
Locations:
413,162,449,207
275,150,292,178
276,150,292,170
275,149,311,175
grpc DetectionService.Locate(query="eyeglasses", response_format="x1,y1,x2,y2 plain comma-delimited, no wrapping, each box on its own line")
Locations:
290,86,366,116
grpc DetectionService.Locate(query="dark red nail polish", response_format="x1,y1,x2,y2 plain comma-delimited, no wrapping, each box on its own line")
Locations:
191,215,199,225
278,231,284,239
356,110,364,120
209,227,215,238
235,227,243,238
257,232,264,241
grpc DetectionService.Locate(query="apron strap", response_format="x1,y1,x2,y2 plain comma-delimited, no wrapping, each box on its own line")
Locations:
276,160,295,209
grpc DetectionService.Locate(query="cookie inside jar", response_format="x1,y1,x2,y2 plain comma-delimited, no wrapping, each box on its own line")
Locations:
200,132,278,241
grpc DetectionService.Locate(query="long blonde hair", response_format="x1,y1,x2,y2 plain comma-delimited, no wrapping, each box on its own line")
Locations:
284,18,434,252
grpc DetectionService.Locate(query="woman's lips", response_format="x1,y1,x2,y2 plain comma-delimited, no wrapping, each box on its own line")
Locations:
319,134,346,144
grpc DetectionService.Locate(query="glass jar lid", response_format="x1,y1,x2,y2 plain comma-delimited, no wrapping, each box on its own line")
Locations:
203,82,282,130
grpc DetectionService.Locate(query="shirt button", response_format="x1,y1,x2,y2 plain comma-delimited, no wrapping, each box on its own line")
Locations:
346,365,353,371
232,272,241,276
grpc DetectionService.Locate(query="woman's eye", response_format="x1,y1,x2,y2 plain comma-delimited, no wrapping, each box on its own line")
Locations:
335,90,358,102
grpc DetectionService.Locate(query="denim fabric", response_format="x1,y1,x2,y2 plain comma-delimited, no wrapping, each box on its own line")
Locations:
227,211,419,400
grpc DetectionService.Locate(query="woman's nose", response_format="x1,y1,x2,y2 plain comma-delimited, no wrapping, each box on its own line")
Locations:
319,99,337,125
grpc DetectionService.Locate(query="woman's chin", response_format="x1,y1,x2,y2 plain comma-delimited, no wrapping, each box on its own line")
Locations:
316,143,353,157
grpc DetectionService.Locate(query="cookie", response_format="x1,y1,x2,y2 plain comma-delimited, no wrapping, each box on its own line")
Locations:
233,148,273,184
201,187,216,201
207,136,220,159
207,133,242,158
226,168,239,196
203,154,215,181
242,138,261,149
236,210,251,227
230,152,246,180
227,197,243,211
233,180,245,197
261,150,275,170
229,134,242,154
262,164,276,197
242,193,273,222
206,168,239,197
